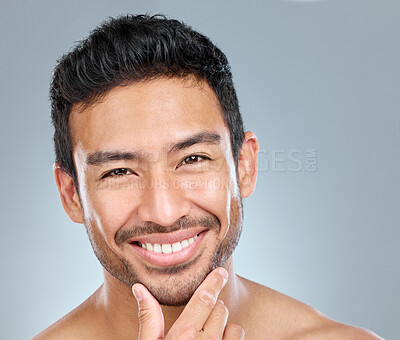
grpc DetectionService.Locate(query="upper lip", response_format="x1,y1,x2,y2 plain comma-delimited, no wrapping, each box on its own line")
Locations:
127,226,208,245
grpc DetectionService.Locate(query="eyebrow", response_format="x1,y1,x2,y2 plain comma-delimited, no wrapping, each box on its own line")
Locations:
167,131,221,153
85,131,221,166
86,151,147,166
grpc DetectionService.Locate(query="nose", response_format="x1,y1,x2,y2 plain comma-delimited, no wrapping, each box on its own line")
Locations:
136,173,191,227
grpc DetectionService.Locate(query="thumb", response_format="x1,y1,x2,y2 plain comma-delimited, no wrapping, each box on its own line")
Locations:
132,283,164,340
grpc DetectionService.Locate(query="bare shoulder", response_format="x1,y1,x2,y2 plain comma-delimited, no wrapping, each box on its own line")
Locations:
31,290,105,340
31,309,83,340
288,322,384,340
236,276,382,340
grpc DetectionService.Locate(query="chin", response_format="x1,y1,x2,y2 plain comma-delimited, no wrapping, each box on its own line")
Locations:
140,252,219,306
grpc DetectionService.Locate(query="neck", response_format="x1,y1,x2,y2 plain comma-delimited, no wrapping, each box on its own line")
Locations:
94,257,241,338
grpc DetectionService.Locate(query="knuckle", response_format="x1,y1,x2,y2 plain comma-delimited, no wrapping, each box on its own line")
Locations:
138,309,153,324
215,300,229,316
205,336,221,340
182,326,197,339
171,326,196,340
228,324,245,337
199,290,216,307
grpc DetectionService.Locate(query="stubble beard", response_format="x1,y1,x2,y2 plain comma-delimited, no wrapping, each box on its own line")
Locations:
84,198,243,306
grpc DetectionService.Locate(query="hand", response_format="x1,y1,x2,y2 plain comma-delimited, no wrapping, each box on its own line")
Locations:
132,267,245,339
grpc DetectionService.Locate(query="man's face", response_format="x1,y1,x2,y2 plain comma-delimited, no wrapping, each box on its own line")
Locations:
70,77,243,306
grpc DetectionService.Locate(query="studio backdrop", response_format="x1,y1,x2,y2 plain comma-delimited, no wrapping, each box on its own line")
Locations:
0,1,398,339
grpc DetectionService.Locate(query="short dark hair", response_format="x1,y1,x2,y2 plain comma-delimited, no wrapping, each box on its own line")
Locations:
50,14,244,184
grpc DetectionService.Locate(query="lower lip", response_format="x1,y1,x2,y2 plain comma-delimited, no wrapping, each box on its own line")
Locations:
129,231,207,267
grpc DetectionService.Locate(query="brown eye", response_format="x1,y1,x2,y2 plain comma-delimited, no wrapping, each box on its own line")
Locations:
111,168,130,176
179,155,211,168
182,155,202,165
103,168,133,178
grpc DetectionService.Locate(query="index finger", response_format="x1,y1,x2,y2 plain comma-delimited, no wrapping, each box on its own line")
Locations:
173,267,228,332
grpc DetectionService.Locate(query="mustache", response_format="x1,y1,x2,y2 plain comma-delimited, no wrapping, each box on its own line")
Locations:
115,215,220,246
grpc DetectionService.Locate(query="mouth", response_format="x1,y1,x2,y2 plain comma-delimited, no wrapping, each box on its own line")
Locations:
136,233,198,254
128,228,208,267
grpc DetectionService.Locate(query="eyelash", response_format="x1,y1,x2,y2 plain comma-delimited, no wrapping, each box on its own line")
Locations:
101,154,211,179
101,168,135,179
178,154,211,167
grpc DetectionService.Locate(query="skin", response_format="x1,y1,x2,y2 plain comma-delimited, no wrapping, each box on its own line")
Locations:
33,77,382,340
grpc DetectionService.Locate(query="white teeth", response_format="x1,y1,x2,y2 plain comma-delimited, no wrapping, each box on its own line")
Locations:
138,234,199,254
162,244,172,254
172,242,182,252
153,244,162,253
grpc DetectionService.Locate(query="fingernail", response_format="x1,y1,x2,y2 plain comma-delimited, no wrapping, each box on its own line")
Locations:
217,267,228,280
132,285,143,302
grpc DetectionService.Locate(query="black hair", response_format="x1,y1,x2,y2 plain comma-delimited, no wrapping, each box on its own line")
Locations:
50,14,244,185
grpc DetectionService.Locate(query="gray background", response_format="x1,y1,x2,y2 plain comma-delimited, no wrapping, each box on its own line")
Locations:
0,0,398,339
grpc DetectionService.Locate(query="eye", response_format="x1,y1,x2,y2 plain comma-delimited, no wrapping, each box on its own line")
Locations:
102,168,134,178
179,155,210,167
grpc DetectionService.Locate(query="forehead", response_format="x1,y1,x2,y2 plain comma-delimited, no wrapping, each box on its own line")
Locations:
70,77,230,155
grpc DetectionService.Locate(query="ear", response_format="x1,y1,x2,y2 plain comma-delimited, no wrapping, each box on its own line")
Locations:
237,131,259,198
53,163,84,223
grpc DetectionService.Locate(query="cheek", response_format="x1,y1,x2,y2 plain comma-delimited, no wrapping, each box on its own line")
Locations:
81,184,139,240
181,167,238,237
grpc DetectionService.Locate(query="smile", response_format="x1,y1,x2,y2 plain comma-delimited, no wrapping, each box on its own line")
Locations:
128,228,208,267
138,234,198,254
